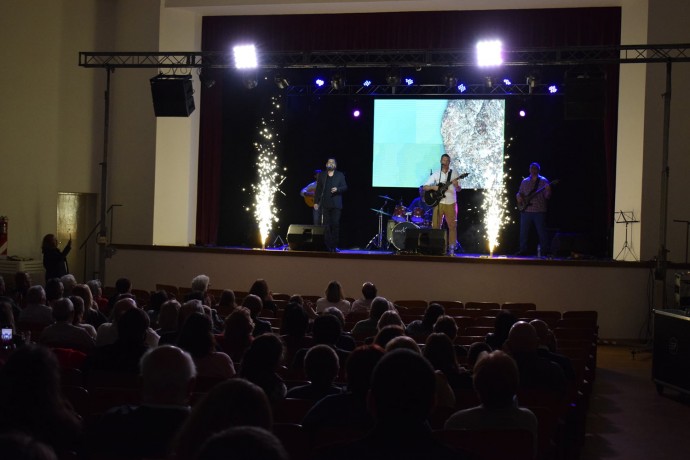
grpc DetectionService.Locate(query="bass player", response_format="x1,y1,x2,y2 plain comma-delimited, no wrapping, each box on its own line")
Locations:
516,162,552,256
422,153,462,256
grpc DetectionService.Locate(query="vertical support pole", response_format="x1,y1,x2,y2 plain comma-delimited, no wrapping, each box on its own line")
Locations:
656,60,672,307
98,67,112,282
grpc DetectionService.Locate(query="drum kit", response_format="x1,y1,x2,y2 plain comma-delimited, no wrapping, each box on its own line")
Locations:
366,195,433,251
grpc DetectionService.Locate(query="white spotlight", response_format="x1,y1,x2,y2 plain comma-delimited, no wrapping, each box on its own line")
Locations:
476,40,503,67
233,44,258,69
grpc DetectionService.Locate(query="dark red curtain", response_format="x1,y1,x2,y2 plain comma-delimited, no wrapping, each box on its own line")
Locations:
197,8,621,245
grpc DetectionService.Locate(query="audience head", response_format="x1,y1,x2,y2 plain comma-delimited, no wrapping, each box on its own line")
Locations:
197,427,288,460
178,299,205,328
505,321,539,354
158,300,181,332
530,319,557,352
242,294,263,319
373,325,405,349
423,333,458,373
115,277,132,294
473,350,520,409
280,302,309,337
345,345,385,397
312,314,342,346
494,310,519,340
116,307,150,345
60,275,77,296
191,274,210,293
325,280,345,303
248,279,270,301
377,310,403,330
218,290,236,308
173,378,272,460
86,279,102,299
140,345,197,405
304,344,339,385
51,298,74,323
14,272,31,292
370,349,436,423
467,341,493,369
361,282,377,300
288,294,304,306
370,297,390,321
433,315,459,340
26,285,46,305
111,297,136,323
44,279,63,304
72,284,95,310
224,307,255,341
422,303,445,328
0,301,16,331
148,290,169,312
323,306,345,327
0,432,57,460
241,333,284,378
68,295,85,325
385,335,421,354
177,312,216,358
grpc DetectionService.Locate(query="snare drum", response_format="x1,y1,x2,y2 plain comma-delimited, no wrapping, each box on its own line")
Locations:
389,222,419,251
392,205,408,223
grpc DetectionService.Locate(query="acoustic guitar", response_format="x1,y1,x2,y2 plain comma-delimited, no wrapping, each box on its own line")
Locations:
517,179,560,212
423,173,469,207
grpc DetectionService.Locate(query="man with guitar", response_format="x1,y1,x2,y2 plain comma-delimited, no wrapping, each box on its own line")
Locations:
314,158,348,252
516,162,553,256
423,153,463,255
300,169,321,225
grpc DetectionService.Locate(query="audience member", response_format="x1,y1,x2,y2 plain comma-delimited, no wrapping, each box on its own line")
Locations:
322,306,356,351
405,302,445,342
97,297,159,348
197,426,288,460
350,282,378,313
385,335,421,353
445,350,538,446
177,312,235,380
216,307,255,364
0,276,21,325
11,272,31,308
145,289,169,329
424,332,471,394
372,324,405,348
286,344,342,401
0,432,57,460
157,299,181,336
60,274,77,297
18,285,53,327
433,315,468,361
240,333,287,403
279,302,313,365
172,378,272,460
377,309,404,330
248,278,278,313
0,345,82,454
486,310,518,350
159,299,204,345
44,278,64,307
72,283,108,330
530,319,576,382
215,289,237,317
68,295,97,339
85,345,196,459
315,280,351,315
39,297,95,352
350,296,391,341
242,294,272,336
107,277,133,313
0,300,25,350
293,314,350,376
86,279,109,314
190,274,214,306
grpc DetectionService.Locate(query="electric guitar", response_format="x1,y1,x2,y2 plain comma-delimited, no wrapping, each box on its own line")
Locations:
517,179,560,212
423,173,469,207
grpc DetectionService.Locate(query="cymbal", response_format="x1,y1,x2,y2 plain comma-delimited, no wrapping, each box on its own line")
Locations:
370,208,391,216
378,195,395,201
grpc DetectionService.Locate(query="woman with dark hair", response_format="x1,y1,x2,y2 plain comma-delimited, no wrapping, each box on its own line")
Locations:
239,333,287,403
177,312,235,379
217,307,255,364
248,279,278,313
280,302,313,366
315,280,351,315
0,344,82,454
41,234,71,281
486,310,518,350
215,289,237,318
423,332,471,394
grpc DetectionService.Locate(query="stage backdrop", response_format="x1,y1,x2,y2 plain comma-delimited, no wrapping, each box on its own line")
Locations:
198,8,621,256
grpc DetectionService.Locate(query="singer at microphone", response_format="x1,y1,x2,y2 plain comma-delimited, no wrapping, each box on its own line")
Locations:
314,157,348,252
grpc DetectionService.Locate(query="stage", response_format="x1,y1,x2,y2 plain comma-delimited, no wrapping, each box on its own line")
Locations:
105,243,660,340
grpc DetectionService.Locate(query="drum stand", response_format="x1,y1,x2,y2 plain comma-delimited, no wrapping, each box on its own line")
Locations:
366,209,390,250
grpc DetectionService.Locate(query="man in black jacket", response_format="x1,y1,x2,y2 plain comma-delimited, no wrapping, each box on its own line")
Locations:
314,158,348,252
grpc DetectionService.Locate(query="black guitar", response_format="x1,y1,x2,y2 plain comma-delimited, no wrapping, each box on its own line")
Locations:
517,179,560,211
423,173,469,207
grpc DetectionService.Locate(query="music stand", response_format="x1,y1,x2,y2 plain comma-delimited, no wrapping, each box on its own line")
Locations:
615,211,640,261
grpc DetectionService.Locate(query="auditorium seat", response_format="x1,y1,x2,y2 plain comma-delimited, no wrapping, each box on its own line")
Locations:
154,283,179,298
473,316,497,327
272,398,315,424
464,301,500,311
434,428,535,460
522,310,562,328
273,423,310,460
501,302,537,313
393,299,429,310
429,300,464,310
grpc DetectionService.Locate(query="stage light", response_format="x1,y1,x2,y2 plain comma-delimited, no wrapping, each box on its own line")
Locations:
274,76,289,89
548,85,558,94
526,75,537,94
444,75,458,88
386,69,400,87
315,78,325,87
198,69,215,89
519,110,526,117
485,76,493,88
503,78,512,85
457,83,467,93
363,79,372,87
404,77,414,86
331,74,345,90
353,109,361,118
233,44,258,69
476,40,503,67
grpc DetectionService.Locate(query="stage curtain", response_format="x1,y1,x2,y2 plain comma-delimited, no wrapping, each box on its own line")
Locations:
197,8,621,245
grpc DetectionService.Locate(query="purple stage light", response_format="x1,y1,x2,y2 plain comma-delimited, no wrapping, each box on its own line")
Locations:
315,78,325,87
548,85,558,94
519,110,526,117
404,78,414,86
353,109,361,117
363,79,372,87
457,83,467,93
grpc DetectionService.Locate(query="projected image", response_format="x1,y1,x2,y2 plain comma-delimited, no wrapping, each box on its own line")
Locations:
372,99,505,190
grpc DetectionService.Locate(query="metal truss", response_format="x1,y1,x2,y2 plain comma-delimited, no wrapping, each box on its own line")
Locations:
79,44,690,70
285,83,557,97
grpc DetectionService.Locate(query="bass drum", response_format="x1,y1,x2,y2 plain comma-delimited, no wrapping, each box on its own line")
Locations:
389,222,419,251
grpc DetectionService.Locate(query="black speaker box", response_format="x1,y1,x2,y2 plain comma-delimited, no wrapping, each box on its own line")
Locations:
150,75,195,117
287,225,327,251
405,228,447,255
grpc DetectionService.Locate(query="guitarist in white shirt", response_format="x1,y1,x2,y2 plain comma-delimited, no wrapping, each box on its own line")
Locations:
423,154,462,255
516,162,552,256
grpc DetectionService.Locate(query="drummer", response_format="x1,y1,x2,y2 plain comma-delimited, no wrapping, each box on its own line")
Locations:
408,186,434,225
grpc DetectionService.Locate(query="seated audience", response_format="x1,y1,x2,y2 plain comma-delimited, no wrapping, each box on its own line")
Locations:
315,280,351,315
377,309,405,330
86,279,109,315
217,307,255,364
145,289,169,329
286,344,342,401
107,277,133,313
279,302,313,366
44,278,63,307
215,289,237,317
172,378,272,460
85,345,196,459
156,299,181,337
445,350,538,446
240,333,287,403
424,332,472,395
11,272,31,308
97,297,159,348
405,302,445,342
530,319,576,382
486,310,518,350
0,345,82,455
60,274,77,297
293,315,350,375
18,285,53,327
322,306,356,351
72,283,108,330
0,276,22,327
242,294,272,336
0,300,26,350
433,315,468,361
197,426,288,460
177,312,235,380
39,297,95,353
371,324,405,349
350,296,391,341
159,299,204,345
69,295,97,339
350,282,378,313
248,278,278,313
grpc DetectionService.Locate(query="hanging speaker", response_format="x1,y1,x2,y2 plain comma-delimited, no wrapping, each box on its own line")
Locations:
150,75,195,117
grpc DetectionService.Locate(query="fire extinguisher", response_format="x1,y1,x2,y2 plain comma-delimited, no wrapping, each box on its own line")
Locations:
0,216,7,256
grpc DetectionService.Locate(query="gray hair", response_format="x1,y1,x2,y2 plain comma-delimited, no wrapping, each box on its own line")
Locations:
191,274,210,292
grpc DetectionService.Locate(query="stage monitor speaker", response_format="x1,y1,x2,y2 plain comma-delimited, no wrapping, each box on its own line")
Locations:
287,224,327,251
564,77,605,120
150,75,195,117
405,228,447,255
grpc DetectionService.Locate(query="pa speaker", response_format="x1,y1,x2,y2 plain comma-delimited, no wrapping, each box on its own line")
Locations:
564,77,605,120
287,225,327,251
405,228,447,255
150,75,195,117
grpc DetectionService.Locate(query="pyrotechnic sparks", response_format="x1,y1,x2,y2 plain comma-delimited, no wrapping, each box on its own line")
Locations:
481,164,510,256
251,96,285,248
